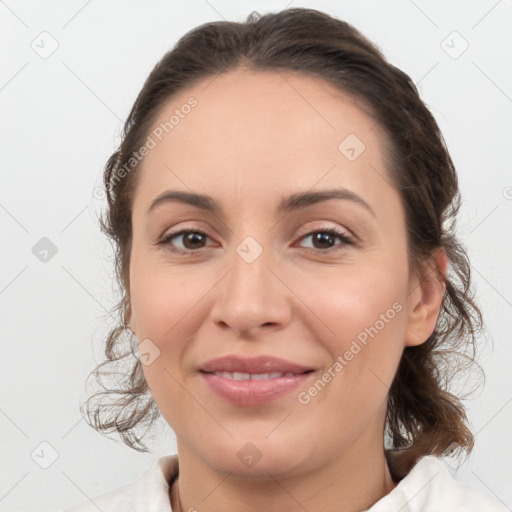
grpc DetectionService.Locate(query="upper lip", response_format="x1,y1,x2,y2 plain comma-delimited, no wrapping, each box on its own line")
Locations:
200,355,313,374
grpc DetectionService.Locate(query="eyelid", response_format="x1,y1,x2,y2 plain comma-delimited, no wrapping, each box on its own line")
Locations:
158,221,215,242
295,221,353,238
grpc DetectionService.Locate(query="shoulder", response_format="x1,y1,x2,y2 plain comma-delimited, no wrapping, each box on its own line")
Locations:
62,454,179,512
367,455,508,512
63,483,133,512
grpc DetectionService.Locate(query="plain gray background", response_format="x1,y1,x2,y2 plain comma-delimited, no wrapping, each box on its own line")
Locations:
1,1,511,510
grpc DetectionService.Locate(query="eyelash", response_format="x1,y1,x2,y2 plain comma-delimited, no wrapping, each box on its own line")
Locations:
157,227,354,255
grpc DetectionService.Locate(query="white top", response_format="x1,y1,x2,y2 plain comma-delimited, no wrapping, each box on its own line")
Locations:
64,454,508,512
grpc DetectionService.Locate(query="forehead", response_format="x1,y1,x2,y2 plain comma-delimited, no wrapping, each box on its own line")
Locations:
132,68,394,216
156,67,380,152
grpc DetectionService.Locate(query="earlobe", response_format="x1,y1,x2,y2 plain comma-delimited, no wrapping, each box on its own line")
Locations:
404,248,447,347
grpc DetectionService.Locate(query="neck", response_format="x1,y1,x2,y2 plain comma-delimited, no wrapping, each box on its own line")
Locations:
171,438,397,512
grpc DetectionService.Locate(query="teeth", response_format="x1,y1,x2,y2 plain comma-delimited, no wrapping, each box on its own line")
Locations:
252,373,274,380
213,371,297,380
233,372,251,380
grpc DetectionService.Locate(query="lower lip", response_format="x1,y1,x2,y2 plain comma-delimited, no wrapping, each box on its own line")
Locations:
200,371,313,406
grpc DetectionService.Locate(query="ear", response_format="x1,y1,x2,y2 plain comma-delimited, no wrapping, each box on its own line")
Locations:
404,248,447,347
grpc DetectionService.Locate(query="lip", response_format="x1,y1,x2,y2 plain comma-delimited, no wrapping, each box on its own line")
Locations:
200,355,313,374
199,355,315,406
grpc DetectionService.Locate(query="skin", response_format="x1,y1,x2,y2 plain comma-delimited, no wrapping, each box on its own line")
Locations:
128,68,446,512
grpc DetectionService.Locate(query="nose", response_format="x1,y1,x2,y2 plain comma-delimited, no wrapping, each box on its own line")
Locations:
209,241,292,338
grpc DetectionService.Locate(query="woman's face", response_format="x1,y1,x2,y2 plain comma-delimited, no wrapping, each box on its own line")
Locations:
129,69,441,478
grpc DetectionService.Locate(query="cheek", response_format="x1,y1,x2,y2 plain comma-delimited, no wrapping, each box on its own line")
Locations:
300,260,407,341
297,264,408,403
129,260,212,413
129,254,207,342
130,265,197,420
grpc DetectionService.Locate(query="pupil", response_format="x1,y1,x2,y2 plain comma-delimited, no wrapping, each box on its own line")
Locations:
184,232,204,249
314,232,334,249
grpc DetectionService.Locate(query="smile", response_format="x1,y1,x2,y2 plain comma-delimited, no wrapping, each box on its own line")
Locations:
209,371,299,380
200,370,315,406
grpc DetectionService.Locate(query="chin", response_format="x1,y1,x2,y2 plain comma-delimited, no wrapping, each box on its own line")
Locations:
199,436,311,479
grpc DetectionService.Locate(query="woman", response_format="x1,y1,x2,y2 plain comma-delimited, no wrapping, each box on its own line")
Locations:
66,7,507,511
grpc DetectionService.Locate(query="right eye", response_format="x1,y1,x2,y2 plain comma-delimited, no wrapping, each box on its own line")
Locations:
158,230,215,254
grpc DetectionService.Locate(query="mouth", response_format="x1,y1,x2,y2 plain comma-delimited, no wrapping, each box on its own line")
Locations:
198,355,316,406
200,370,314,380
199,354,314,375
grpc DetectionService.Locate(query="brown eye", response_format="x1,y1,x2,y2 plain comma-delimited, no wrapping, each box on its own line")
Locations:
298,229,353,252
158,230,212,253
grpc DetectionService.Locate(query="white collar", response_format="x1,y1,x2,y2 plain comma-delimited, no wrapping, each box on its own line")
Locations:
129,454,507,512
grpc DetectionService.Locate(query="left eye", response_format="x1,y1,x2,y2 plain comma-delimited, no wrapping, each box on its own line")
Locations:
298,229,353,252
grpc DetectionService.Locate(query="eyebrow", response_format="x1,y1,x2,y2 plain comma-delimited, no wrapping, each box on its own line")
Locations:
146,188,375,217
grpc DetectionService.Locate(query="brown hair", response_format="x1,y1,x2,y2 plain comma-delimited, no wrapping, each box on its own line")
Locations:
82,7,483,479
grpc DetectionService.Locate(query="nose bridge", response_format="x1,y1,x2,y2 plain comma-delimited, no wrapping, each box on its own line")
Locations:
209,233,291,334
